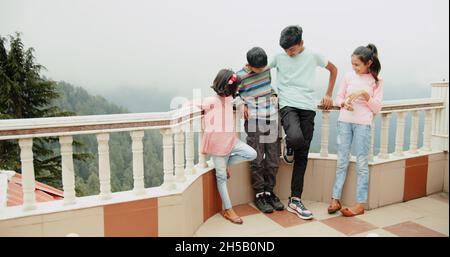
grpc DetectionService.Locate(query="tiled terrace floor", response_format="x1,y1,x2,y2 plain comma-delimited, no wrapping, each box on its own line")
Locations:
194,193,449,237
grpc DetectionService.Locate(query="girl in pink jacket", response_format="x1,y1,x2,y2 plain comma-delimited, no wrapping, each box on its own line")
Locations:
328,44,383,217
193,69,257,224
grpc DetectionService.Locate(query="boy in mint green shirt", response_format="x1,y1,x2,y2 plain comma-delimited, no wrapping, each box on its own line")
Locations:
270,25,337,220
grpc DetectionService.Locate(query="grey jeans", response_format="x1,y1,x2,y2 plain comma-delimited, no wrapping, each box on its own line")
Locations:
244,119,281,194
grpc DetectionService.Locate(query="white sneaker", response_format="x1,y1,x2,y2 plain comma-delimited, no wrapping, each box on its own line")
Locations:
287,197,313,220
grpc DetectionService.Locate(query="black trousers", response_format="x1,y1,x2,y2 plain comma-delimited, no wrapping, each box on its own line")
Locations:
244,119,280,194
280,106,316,198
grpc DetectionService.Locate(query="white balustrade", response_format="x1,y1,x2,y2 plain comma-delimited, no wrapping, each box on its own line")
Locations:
379,113,391,159
59,136,76,205
96,133,112,200
197,117,208,169
394,112,406,156
422,109,433,151
18,138,37,211
174,126,186,182
431,81,449,151
160,128,175,190
130,130,145,195
185,120,195,175
409,111,420,154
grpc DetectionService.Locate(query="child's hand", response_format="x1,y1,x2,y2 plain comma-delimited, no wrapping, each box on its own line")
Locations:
321,95,333,110
342,99,354,111
240,104,249,120
271,95,278,106
347,91,362,103
347,90,369,103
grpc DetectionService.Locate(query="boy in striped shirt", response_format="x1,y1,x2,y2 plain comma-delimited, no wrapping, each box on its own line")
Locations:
236,47,284,213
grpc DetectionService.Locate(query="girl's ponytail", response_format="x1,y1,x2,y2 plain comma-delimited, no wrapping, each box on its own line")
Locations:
366,44,381,82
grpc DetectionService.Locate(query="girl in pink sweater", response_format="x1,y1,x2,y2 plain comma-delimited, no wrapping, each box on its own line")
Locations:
328,44,383,217
193,69,257,224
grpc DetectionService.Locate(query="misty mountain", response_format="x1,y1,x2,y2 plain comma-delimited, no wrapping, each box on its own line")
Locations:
99,86,178,113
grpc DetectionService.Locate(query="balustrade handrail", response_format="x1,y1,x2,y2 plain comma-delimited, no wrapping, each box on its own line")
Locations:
317,98,445,112
0,97,444,140
0,107,203,140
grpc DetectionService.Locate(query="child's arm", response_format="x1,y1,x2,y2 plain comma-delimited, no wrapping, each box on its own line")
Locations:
321,61,338,110
365,80,383,113
234,77,249,119
269,72,278,105
268,56,277,69
334,74,349,107
335,74,354,111
233,93,246,113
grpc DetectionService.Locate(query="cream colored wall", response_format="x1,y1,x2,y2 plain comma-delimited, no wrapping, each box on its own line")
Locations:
315,160,338,203
0,215,43,236
0,207,104,237
272,161,295,200
370,160,405,209
227,162,254,206
427,152,448,195
273,159,337,204
157,178,204,236
157,194,184,236
182,178,204,236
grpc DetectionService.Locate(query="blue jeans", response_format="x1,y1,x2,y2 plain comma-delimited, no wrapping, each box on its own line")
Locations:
211,139,257,209
332,121,371,203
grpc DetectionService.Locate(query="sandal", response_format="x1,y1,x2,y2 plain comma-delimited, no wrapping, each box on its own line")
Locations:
327,200,342,214
222,209,243,224
340,207,364,217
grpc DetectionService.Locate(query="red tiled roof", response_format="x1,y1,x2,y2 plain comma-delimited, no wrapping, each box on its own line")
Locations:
7,173,64,207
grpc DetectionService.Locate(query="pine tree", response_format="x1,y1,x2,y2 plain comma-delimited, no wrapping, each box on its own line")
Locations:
0,33,91,188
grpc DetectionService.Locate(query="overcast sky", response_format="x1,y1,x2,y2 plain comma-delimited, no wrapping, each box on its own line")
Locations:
1,0,449,103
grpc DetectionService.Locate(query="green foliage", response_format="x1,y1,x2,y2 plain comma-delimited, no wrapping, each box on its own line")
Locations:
0,33,91,188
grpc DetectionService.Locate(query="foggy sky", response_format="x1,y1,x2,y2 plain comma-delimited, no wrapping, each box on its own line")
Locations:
1,0,449,102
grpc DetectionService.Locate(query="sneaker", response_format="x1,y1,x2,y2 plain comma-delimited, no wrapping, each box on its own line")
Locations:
287,197,313,220
255,193,274,213
283,146,294,164
265,192,284,211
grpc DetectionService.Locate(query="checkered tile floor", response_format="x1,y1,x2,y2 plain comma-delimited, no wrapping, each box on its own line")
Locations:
194,193,449,237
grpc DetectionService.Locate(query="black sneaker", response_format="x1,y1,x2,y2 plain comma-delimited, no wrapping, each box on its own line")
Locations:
283,146,294,164
265,192,284,211
287,197,313,220
255,194,274,213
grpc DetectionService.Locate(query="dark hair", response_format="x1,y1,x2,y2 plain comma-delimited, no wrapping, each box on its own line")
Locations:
279,25,303,50
211,69,241,98
246,47,268,68
353,44,382,82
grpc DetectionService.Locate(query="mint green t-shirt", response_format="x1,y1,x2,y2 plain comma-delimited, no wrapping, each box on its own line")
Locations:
270,49,328,111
